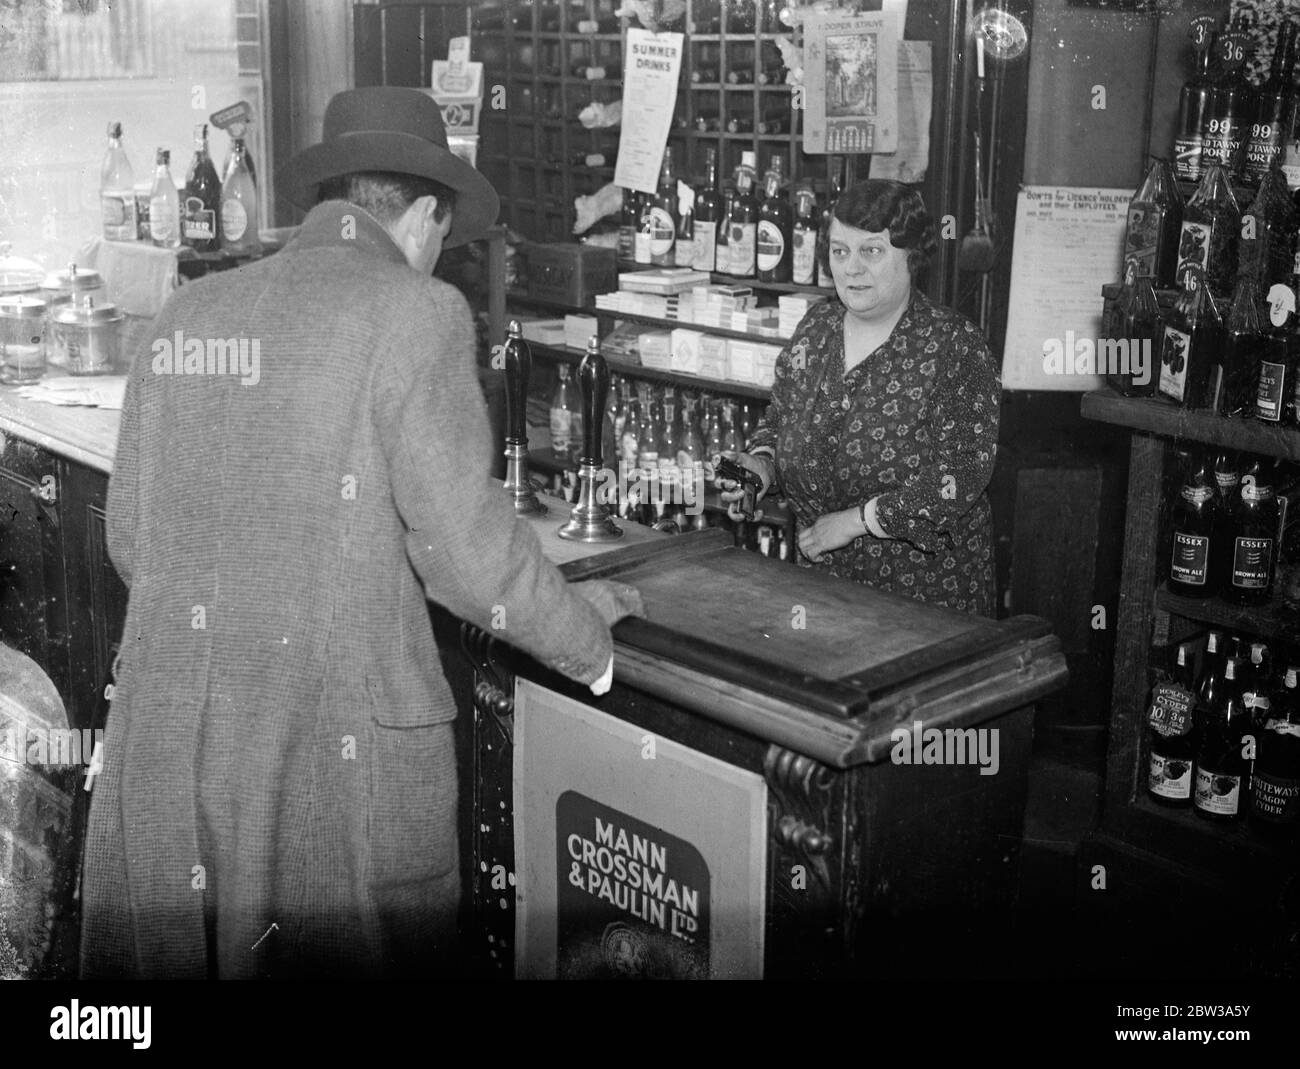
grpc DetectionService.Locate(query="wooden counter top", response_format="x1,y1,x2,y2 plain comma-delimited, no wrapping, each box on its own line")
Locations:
0,386,120,475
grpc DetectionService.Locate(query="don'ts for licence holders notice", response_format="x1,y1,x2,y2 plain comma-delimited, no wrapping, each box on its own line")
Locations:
614,29,684,194
802,10,900,155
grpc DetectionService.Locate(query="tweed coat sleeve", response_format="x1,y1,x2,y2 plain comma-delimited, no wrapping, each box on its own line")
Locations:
105,322,146,588
374,282,612,684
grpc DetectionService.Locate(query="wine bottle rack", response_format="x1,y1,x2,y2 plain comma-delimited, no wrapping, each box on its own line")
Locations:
465,0,851,243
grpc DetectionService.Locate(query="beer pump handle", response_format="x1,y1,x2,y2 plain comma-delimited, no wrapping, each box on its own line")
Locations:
577,336,608,467
503,320,530,446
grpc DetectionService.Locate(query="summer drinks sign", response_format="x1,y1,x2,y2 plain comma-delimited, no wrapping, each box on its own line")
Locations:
514,680,766,979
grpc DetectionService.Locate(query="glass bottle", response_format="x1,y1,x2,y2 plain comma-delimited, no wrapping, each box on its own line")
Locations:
549,363,576,460
1203,17,1254,179
1239,165,1298,288
1213,449,1240,502
694,147,725,274
1250,665,1300,835
1221,276,1266,417
634,191,653,265
702,400,725,480
220,133,260,256
1243,21,1297,183
1193,656,1250,821
100,121,137,242
791,183,819,286
183,123,222,252
675,179,695,268
1176,162,1241,296
1175,34,1216,182
1159,274,1224,408
1256,268,1300,422
817,159,843,288
618,188,637,261
727,151,759,278
1123,157,1183,287
756,155,793,283
1243,640,1274,729
1147,641,1198,807
148,148,180,250
1168,450,1220,597
1220,456,1278,604
649,148,678,266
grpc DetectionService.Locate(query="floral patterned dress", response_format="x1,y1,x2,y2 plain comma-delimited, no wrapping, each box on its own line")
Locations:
747,289,1000,616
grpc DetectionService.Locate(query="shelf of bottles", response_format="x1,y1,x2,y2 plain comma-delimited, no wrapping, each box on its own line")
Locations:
472,0,846,245
533,365,796,557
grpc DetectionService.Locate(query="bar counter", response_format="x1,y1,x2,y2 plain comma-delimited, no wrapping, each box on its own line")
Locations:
0,398,1068,980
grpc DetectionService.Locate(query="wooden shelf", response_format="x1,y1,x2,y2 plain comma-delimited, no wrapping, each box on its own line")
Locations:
1103,790,1296,876
1153,583,1300,644
612,262,834,298
592,308,790,345
527,339,772,401
1080,387,1300,462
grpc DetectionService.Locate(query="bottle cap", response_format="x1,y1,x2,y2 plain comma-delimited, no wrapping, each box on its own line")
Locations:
107,121,122,139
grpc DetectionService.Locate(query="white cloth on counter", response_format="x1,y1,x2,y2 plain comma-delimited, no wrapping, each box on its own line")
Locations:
15,375,127,409
77,236,179,318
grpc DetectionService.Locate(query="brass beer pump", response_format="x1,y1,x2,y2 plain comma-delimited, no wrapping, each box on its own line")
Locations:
501,320,546,515
558,336,623,542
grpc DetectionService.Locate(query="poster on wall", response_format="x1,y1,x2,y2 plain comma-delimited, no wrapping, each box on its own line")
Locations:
801,10,900,155
613,28,684,194
1001,185,1132,392
513,680,767,980
869,41,932,184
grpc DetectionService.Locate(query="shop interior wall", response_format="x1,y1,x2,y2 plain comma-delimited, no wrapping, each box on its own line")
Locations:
993,0,1224,774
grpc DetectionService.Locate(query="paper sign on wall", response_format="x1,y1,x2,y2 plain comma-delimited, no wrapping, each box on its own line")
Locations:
869,41,931,183
1002,186,1131,392
614,29,684,194
801,10,900,155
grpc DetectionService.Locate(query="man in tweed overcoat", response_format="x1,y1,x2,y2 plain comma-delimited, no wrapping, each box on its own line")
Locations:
80,88,633,978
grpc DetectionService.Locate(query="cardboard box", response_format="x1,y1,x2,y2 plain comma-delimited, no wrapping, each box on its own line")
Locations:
727,340,759,383
670,328,705,374
697,335,729,380
525,244,618,308
638,331,674,370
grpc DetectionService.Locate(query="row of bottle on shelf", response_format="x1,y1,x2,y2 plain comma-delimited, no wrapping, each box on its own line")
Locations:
1108,158,1300,415
1166,447,1300,608
1147,628,1298,835
474,1,787,37
482,43,785,84
619,146,842,285
100,116,259,255
1174,14,1300,188
549,365,763,477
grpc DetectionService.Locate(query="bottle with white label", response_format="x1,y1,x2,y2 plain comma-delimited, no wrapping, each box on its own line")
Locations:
220,127,261,256
693,147,724,274
728,151,759,277
791,183,819,286
648,149,678,266
100,121,138,242
1148,642,1198,806
549,363,576,459
1219,457,1277,604
756,155,792,283
1168,451,1220,596
1194,654,1250,820
148,149,181,249
1251,665,1300,835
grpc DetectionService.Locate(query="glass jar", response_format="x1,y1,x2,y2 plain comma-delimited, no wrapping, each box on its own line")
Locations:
0,242,43,298
0,294,48,384
52,297,123,375
40,262,105,311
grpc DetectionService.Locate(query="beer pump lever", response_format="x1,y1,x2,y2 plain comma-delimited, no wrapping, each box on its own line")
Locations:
558,336,623,543
501,320,546,515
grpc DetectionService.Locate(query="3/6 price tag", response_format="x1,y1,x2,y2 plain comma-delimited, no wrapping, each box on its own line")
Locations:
1149,681,1195,737
1216,30,1251,73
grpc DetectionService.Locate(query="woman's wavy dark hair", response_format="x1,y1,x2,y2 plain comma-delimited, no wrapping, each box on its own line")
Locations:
819,180,938,280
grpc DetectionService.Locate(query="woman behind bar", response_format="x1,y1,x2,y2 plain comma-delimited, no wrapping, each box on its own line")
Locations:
722,180,1000,615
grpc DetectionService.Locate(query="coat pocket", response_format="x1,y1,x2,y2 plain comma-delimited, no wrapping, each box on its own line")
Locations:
365,717,459,888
